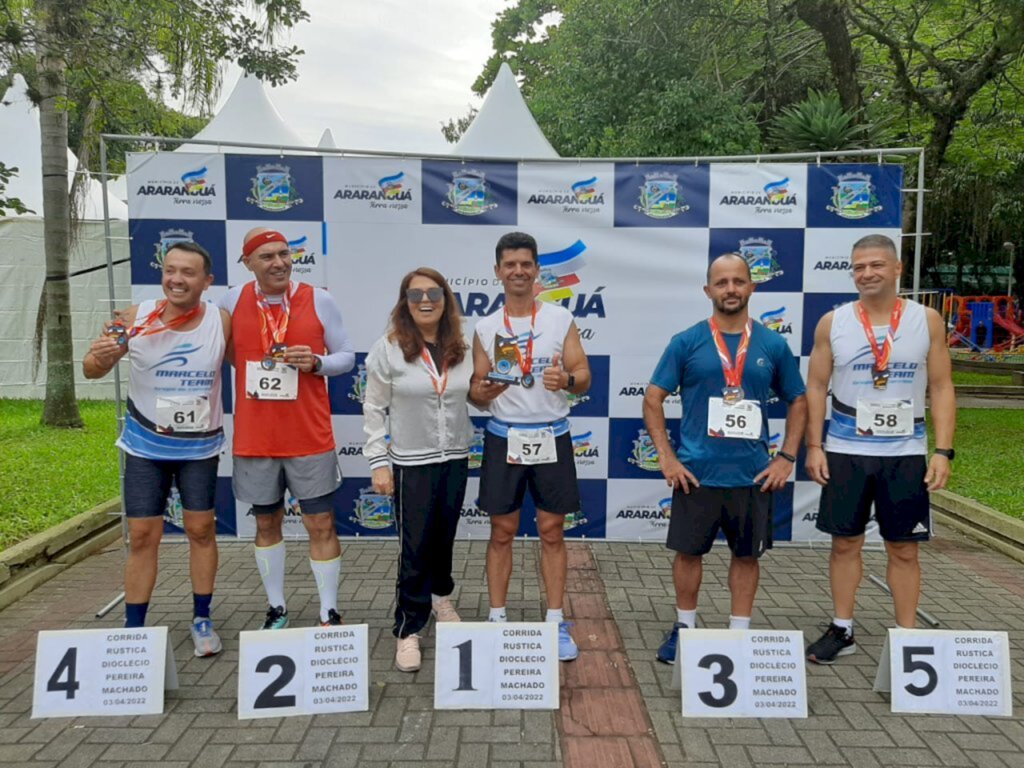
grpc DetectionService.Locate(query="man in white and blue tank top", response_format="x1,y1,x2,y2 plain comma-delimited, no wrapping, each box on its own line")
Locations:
804,234,956,664
84,242,230,658
469,232,593,662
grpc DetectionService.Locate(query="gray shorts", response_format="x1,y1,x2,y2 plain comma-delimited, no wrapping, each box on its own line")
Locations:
233,450,342,511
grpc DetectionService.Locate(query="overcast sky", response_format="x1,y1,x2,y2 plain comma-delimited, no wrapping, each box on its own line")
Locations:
217,0,509,154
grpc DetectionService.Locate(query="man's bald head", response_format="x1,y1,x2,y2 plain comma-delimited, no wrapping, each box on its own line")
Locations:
244,227,273,247
706,252,752,284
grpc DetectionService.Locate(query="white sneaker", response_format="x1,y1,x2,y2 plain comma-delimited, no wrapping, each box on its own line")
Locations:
190,617,223,658
395,634,421,672
431,596,461,623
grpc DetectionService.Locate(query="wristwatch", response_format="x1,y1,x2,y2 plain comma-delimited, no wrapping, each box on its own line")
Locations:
311,355,323,374
934,448,955,460
564,373,576,391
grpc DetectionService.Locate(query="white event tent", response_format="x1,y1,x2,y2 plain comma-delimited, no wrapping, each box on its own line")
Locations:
0,74,129,397
453,63,559,159
176,73,307,153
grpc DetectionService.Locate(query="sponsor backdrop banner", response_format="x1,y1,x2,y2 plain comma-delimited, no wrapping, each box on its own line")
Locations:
128,154,902,544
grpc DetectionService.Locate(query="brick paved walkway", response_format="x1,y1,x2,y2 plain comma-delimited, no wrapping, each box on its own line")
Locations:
0,525,1021,767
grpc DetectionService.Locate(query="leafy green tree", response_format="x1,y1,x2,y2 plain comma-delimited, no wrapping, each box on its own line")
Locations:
0,0,308,427
0,161,32,215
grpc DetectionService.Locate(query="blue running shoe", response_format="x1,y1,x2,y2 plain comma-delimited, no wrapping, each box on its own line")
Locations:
558,621,579,662
656,622,687,664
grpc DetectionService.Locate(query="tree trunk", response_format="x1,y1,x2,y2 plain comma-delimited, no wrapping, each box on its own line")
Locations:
38,1,82,427
793,0,863,114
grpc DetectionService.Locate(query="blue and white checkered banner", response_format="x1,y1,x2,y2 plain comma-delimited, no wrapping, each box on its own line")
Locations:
127,153,903,544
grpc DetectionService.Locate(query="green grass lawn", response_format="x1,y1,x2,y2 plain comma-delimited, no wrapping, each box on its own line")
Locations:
929,408,1024,519
0,399,1020,552
0,400,120,551
951,371,1015,386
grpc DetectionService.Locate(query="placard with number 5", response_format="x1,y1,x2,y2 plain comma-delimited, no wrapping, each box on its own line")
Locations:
876,629,1012,716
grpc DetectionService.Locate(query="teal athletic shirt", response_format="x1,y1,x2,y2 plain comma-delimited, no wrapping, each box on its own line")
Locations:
649,320,805,488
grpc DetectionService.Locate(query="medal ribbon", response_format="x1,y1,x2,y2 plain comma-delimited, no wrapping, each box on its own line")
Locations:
129,300,202,339
502,302,538,377
419,347,448,396
708,317,752,389
254,282,293,355
856,299,903,374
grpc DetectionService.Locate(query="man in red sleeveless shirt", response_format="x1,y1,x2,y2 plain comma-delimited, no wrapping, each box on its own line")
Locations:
220,228,355,629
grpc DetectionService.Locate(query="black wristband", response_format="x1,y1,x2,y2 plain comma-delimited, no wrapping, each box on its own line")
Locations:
564,373,575,391
777,450,797,463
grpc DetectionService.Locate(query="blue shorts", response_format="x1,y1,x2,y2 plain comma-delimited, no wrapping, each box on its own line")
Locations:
123,454,219,518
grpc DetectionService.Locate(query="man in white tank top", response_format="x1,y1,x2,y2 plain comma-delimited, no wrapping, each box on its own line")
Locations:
84,243,231,658
470,232,592,662
803,234,956,664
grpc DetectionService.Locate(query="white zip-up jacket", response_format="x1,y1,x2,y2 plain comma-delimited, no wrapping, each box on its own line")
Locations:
362,335,474,469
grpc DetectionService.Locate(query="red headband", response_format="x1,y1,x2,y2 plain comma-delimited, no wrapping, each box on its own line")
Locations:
242,230,288,258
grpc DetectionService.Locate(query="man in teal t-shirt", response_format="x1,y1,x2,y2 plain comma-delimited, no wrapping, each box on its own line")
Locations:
643,253,807,664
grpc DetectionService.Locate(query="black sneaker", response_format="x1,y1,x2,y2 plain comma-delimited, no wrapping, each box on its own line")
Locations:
806,623,856,664
320,609,342,627
262,605,290,630
656,621,688,664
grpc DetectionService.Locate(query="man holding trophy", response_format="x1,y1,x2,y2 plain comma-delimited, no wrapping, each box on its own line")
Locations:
470,232,591,662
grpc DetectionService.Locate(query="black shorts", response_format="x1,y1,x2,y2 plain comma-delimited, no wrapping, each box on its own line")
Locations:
478,431,580,516
666,485,773,558
123,454,219,518
816,452,930,542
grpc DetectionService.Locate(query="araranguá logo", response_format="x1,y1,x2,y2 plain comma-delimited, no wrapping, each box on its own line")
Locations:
248,164,303,212
444,169,496,216
635,172,687,219
740,237,784,284
827,172,882,219
151,228,195,270
350,487,394,530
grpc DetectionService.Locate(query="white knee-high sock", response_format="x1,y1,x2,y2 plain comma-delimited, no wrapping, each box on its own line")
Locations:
254,541,287,609
310,556,341,622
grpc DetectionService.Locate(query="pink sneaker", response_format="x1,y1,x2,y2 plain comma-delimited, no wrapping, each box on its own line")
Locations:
431,596,461,623
395,634,421,672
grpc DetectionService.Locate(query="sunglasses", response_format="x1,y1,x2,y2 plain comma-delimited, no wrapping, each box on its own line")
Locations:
406,287,444,303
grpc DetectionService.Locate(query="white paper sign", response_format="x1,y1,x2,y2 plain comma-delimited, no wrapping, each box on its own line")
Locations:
875,629,1013,716
434,622,559,709
245,361,298,400
237,625,369,719
707,398,762,440
32,627,176,718
678,629,807,718
855,398,914,437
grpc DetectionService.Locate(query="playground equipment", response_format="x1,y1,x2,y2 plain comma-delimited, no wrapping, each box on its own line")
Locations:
944,295,1024,354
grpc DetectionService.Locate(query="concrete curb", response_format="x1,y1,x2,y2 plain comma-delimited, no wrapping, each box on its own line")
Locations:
953,384,1024,398
932,489,1024,565
0,498,123,611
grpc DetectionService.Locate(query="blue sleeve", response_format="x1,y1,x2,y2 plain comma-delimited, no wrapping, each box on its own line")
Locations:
650,333,688,393
771,337,805,403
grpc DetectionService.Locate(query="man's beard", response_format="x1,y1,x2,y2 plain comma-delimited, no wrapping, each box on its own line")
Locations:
714,295,748,315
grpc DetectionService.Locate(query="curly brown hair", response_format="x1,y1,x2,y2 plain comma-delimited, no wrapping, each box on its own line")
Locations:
387,267,467,367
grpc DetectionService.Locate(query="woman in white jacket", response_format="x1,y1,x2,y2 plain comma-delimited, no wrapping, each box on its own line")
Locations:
363,267,475,672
